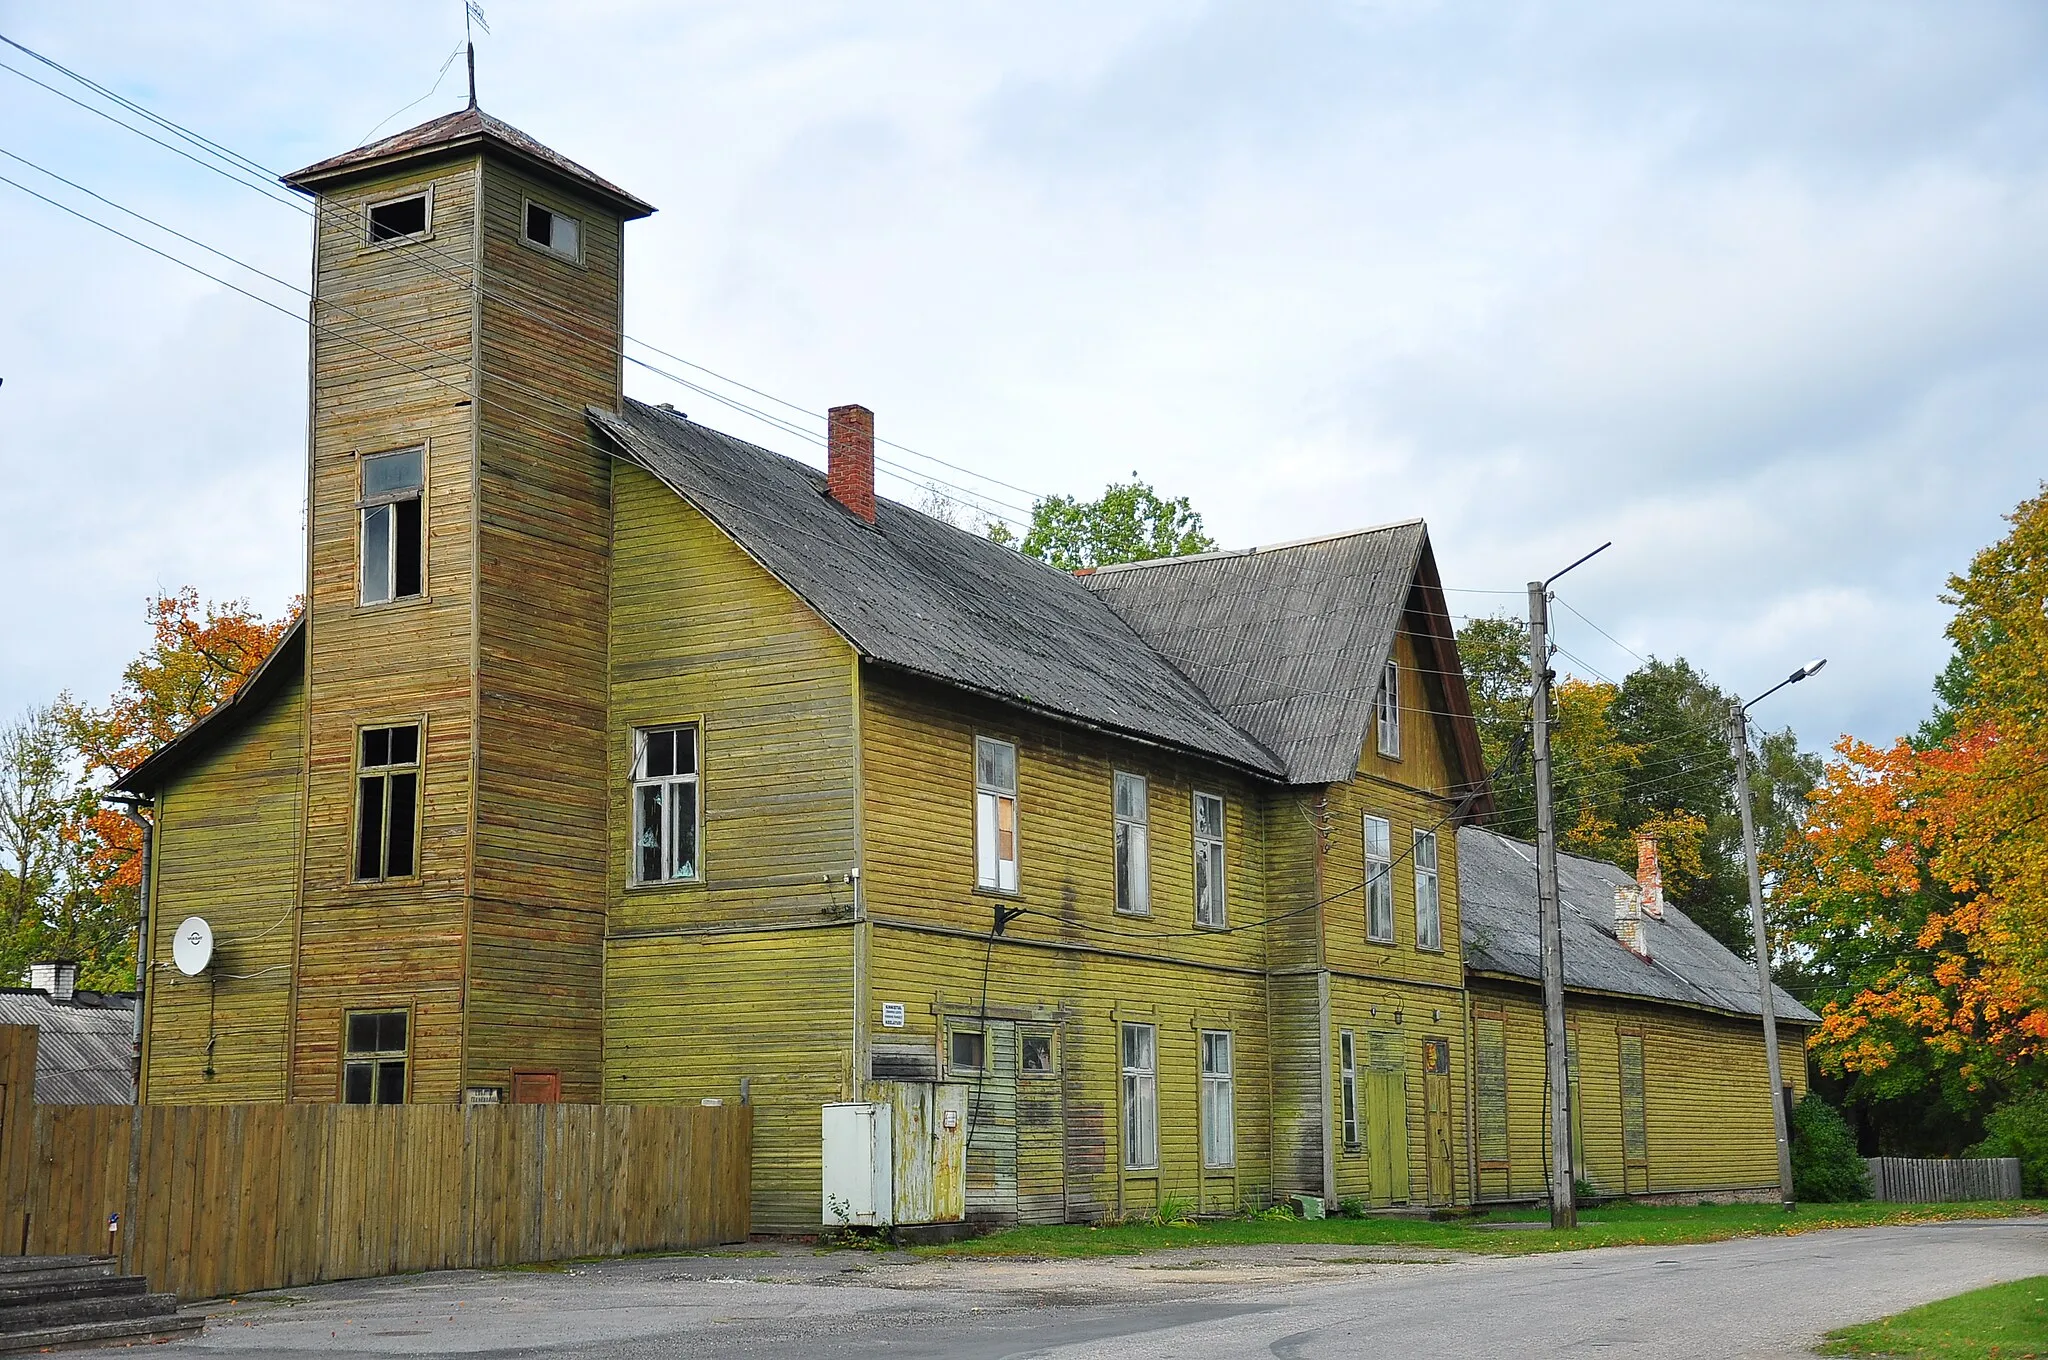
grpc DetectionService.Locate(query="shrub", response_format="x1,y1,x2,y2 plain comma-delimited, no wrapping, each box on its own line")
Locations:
1791,1094,1872,1202
1338,1197,1368,1220
1968,1089,2048,1196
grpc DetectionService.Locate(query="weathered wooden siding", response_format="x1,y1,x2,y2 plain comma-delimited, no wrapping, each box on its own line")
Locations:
606,931,850,1234
861,672,1274,1221
1468,978,1811,1201
1327,978,1470,1207
296,157,483,1104
467,159,626,1100
144,668,306,1102
603,470,860,1231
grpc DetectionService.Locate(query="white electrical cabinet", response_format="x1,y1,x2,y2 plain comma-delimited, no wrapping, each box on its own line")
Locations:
821,1102,893,1227
822,1084,970,1229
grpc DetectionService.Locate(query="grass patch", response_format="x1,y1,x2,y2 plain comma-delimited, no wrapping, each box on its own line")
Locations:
915,1200,2047,1260
1817,1275,2048,1358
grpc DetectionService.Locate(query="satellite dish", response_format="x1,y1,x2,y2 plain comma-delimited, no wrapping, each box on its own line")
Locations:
172,917,214,977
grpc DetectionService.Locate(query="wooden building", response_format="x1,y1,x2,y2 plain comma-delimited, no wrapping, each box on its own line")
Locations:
109,106,1798,1233
1459,828,1818,1202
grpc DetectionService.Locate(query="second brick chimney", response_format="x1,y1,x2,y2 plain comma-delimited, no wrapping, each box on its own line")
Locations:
1614,886,1650,960
1635,833,1666,919
827,404,876,523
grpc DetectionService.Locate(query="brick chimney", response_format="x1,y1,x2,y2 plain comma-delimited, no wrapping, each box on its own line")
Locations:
1635,834,1666,919
827,404,876,523
27,961,78,1003
1614,886,1650,960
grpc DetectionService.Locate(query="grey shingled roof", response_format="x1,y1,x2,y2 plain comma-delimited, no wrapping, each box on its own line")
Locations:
589,401,1287,776
285,107,655,218
1077,525,1430,785
1458,826,1819,1025
0,991,137,1104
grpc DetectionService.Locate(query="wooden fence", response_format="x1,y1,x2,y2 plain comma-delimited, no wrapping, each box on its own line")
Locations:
1867,1155,2023,1203
14,1101,750,1301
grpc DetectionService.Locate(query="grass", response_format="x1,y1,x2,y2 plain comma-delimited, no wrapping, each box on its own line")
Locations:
1817,1275,2048,1358
915,1200,2047,1260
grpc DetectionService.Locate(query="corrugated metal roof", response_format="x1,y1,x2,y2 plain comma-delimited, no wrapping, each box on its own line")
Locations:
590,401,1288,776
284,107,655,218
1076,526,1424,785
1458,826,1819,1025
0,991,136,1105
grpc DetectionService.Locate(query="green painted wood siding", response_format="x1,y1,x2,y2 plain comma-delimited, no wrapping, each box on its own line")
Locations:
143,668,306,1102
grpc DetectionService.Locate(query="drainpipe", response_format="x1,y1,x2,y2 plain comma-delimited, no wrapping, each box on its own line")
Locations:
106,795,154,1103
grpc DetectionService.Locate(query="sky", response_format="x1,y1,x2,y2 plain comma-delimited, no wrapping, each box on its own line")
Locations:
1,1,2044,755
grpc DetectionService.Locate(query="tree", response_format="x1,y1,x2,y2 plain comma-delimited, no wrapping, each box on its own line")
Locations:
0,705,71,944
1020,478,1216,570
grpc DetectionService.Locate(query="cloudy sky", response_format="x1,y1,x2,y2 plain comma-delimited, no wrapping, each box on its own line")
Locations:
2,2,2043,755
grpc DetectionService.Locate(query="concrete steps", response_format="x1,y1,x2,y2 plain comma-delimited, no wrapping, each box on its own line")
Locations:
0,1256,199,1352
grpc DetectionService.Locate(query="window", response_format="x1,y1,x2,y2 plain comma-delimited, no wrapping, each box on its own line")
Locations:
1201,1030,1235,1168
1475,1015,1508,1166
1376,657,1401,758
366,192,429,243
1020,1032,1055,1075
1365,815,1394,943
1193,792,1226,927
343,1010,408,1104
1340,1029,1360,1152
1414,828,1441,950
974,737,1018,892
632,726,700,884
355,724,419,881
1113,772,1149,915
523,200,581,260
359,446,424,604
1121,1022,1157,1170
948,1026,986,1075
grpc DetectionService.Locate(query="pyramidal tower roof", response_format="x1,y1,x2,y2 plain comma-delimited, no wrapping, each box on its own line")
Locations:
283,106,654,218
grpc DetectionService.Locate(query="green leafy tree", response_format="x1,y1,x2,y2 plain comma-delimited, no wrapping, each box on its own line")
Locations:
1020,478,1216,570
1790,1093,1872,1202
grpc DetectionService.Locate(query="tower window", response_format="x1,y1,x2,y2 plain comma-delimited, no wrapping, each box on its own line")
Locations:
343,1010,408,1104
524,201,581,261
360,446,425,604
367,193,429,243
355,724,421,882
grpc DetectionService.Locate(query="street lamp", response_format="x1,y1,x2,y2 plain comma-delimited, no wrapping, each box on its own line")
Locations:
1729,657,1826,1211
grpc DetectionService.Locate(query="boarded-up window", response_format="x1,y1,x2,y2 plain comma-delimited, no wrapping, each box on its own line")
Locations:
1619,1031,1647,1166
975,737,1018,892
1475,1016,1508,1166
1113,772,1150,915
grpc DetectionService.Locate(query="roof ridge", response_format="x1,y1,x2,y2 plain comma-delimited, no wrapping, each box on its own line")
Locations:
1084,519,1426,575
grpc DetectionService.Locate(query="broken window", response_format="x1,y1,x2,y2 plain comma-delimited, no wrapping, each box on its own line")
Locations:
524,201,581,261
354,724,419,881
632,726,700,884
1365,815,1394,943
1414,828,1441,951
974,737,1017,893
1193,791,1226,927
1376,657,1401,758
367,192,429,243
1121,1022,1157,1170
359,446,424,605
1201,1030,1234,1168
343,1009,408,1104
1113,771,1149,915
1020,1032,1054,1075
1340,1029,1360,1152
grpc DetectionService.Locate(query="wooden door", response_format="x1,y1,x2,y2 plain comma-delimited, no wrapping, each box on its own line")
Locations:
1423,1037,1453,1205
509,1071,560,1103
1014,1024,1065,1224
1366,1031,1409,1205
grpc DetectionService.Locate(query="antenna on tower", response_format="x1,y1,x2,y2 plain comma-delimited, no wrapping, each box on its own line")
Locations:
464,1,490,108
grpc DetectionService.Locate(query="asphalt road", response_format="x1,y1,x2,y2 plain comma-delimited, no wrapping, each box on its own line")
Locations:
169,1217,2048,1359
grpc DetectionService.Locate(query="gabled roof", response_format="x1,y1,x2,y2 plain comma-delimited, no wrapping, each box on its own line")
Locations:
1458,825,1819,1025
113,617,304,797
0,989,137,1105
1077,526,1492,798
589,401,1287,777
284,107,655,219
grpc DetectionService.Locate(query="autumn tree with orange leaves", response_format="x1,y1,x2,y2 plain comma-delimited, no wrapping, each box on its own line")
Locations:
1776,483,2048,1156
0,590,293,992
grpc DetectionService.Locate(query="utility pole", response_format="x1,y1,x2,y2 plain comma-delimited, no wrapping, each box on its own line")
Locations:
1730,703,1797,1210
1528,581,1576,1229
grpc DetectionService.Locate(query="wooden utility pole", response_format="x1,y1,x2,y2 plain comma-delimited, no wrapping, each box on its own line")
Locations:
1528,581,1576,1229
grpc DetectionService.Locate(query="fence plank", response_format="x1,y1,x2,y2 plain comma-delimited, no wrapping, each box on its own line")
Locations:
1866,1155,2024,1203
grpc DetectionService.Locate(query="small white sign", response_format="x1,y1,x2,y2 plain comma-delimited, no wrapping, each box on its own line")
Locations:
881,1002,906,1029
